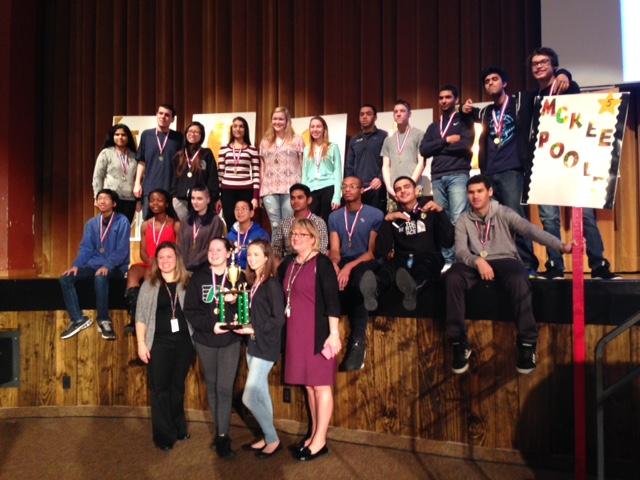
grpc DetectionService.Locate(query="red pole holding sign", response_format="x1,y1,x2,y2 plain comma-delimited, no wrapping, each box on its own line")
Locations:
572,207,586,480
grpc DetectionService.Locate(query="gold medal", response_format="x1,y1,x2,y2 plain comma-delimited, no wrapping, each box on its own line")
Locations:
158,155,164,161
493,138,501,145
214,307,219,315
480,250,488,258
187,171,193,178
99,247,105,254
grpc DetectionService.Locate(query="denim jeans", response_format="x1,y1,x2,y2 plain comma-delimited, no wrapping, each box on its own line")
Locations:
59,267,123,322
242,353,278,444
538,205,606,270
432,173,469,264
262,194,293,231
490,169,538,271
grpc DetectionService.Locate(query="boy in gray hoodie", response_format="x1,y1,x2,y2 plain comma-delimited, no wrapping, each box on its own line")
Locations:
445,174,572,375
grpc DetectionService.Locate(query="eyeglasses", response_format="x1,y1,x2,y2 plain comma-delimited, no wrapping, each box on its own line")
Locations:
290,232,312,238
341,184,361,190
531,58,551,68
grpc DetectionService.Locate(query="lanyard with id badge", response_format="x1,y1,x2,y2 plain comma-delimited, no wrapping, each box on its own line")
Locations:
164,282,180,333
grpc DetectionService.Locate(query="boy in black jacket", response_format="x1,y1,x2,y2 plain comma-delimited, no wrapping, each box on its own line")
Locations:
360,176,454,311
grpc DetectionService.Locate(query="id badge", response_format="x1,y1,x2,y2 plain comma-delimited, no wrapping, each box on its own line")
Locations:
170,318,180,333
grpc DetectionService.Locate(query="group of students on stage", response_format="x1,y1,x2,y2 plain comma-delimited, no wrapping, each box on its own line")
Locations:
58,46,621,459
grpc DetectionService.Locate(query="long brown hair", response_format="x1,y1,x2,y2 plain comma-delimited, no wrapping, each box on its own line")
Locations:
149,242,190,287
262,106,295,145
309,116,329,158
244,239,278,285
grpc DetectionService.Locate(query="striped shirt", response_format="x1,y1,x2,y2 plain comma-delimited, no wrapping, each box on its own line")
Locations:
218,144,261,196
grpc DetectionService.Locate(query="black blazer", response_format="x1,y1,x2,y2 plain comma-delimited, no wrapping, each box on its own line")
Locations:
278,253,341,354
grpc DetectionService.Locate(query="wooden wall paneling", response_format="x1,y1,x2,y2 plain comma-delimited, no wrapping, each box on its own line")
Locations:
111,312,131,405
522,0,541,92
398,317,419,437
155,0,175,110
491,321,518,449
258,0,277,139
500,0,526,92
630,327,640,452
94,0,115,157
466,318,495,446
549,324,573,456
478,0,501,102
54,311,79,406
230,0,249,112
416,318,445,440
516,323,551,455
213,0,232,114
379,0,395,112
275,0,294,114
76,313,100,405
136,0,158,115
373,316,400,434
415,0,439,112
321,0,342,117
17,312,38,406
330,317,349,427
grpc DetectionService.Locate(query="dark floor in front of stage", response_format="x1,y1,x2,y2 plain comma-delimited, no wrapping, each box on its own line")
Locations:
0,416,580,480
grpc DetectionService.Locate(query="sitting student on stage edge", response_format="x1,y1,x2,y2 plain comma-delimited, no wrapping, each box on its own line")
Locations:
59,188,131,340
360,176,454,312
445,175,572,375
328,176,384,371
271,183,329,260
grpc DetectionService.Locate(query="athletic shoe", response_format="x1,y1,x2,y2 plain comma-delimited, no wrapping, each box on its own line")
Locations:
528,269,545,280
516,342,537,374
60,316,93,340
541,266,564,280
359,271,378,312
451,342,471,374
591,264,622,280
339,339,366,371
97,320,116,340
395,268,417,311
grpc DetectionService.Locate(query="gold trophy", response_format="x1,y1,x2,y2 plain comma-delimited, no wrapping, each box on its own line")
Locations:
218,248,247,330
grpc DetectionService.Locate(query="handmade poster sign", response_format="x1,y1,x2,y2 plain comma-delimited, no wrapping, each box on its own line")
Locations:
526,92,629,209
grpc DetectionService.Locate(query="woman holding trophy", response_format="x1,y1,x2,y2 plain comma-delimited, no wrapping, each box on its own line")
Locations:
278,218,341,461
235,239,285,458
183,237,243,459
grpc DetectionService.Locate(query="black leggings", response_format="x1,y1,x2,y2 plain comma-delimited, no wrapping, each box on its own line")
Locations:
310,185,334,224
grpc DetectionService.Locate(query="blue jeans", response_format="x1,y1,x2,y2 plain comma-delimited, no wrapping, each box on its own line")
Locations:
432,173,469,264
242,353,278,444
262,194,293,231
59,267,123,322
538,205,606,270
490,170,539,271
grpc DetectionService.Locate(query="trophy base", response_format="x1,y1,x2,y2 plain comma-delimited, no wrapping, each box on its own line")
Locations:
218,323,242,331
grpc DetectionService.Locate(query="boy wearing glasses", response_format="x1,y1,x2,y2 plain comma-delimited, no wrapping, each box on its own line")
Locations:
328,176,384,371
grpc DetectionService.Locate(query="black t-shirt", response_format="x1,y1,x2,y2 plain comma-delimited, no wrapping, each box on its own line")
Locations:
485,102,520,175
155,282,189,336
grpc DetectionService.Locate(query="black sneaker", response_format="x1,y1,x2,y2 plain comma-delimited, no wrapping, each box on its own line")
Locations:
591,264,622,280
339,339,366,371
213,434,236,459
97,320,116,340
60,316,93,340
541,266,564,280
451,342,471,374
516,342,537,374
359,271,378,312
395,268,417,311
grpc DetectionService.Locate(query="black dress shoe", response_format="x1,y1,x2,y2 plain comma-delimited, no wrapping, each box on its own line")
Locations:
289,437,310,453
241,440,265,451
255,443,282,459
155,443,173,451
297,445,329,461
177,433,190,440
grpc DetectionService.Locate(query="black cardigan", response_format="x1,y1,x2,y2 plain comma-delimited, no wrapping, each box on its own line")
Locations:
278,253,341,354
247,277,286,362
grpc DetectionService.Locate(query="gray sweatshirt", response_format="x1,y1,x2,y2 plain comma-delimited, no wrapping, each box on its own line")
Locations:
455,199,563,268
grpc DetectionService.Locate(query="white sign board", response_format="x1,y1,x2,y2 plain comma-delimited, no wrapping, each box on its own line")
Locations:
526,92,628,209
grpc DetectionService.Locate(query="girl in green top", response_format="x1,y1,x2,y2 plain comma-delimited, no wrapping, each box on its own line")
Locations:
301,116,342,223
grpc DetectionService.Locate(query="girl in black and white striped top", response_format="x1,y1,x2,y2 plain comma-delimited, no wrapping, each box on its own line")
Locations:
218,116,261,229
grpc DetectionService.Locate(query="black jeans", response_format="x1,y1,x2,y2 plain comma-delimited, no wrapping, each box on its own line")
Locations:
148,333,195,447
362,186,387,214
376,254,443,293
339,259,378,340
310,185,334,224
445,258,537,344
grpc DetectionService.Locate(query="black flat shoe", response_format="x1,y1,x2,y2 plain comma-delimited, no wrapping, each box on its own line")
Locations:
242,440,265,452
255,443,282,459
297,445,329,461
177,433,190,440
290,437,310,453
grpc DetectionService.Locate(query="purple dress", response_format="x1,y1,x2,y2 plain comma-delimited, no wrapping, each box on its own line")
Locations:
284,256,336,386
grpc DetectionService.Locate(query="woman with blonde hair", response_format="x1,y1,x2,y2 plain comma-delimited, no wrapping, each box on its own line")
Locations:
278,218,341,461
301,116,342,223
135,242,194,451
259,106,304,231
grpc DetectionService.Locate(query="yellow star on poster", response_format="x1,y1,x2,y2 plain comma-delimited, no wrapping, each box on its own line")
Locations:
598,93,621,114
